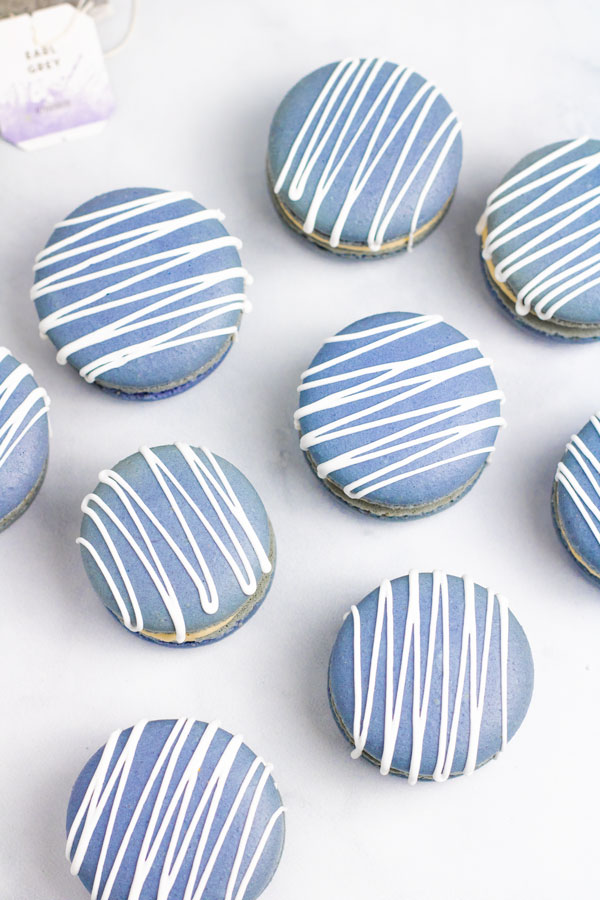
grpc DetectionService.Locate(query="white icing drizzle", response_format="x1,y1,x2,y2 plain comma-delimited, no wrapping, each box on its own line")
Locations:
477,137,600,320
31,191,251,383
294,314,505,500
0,347,49,471
349,572,509,782
274,58,461,251
556,413,600,547
66,718,285,900
77,444,272,643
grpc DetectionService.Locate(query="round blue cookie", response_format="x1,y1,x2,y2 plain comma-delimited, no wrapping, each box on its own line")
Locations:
66,718,286,900
478,138,600,340
294,312,505,517
328,572,534,781
78,443,275,646
553,411,600,583
31,188,251,399
267,58,462,256
0,347,49,531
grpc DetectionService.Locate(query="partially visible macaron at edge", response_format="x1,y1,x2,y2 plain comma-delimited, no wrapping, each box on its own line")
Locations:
0,347,49,532
66,718,286,900
477,138,600,340
553,411,600,584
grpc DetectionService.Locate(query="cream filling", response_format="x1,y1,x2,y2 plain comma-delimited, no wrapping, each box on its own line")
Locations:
267,160,453,256
552,482,600,581
481,230,600,340
130,521,276,644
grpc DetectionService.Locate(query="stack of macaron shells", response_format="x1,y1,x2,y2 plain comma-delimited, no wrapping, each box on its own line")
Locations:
6,48,599,900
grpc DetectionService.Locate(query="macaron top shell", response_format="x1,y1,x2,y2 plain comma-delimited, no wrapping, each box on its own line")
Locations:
555,411,600,578
294,312,504,511
328,572,534,781
0,347,49,524
268,58,462,250
479,138,600,326
32,188,249,393
66,718,286,900
78,444,273,643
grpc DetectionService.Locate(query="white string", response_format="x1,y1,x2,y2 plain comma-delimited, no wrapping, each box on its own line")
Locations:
103,0,139,58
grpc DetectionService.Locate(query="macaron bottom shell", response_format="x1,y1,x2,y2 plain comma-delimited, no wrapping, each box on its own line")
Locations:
89,329,237,401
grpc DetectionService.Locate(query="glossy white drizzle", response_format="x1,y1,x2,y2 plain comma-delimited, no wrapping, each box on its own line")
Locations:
350,572,509,782
274,58,461,251
0,348,49,471
294,314,505,500
556,413,600,546
31,191,251,382
77,444,272,643
477,137,600,320
66,719,285,900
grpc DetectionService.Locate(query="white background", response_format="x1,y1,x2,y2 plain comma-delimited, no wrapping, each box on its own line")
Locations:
1,1,600,898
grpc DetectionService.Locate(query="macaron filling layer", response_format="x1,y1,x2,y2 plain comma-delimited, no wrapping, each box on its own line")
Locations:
481,230,600,340
268,159,454,256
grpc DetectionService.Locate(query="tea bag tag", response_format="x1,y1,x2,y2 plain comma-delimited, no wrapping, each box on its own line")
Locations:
0,2,114,149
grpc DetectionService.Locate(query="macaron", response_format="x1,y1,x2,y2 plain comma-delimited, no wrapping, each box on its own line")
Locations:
66,718,285,900
0,347,50,531
477,138,600,340
328,571,534,781
31,188,251,399
267,58,462,256
294,312,505,517
553,411,600,583
77,443,275,646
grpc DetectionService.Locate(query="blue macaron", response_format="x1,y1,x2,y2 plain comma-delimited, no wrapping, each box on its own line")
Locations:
553,411,600,583
78,443,275,646
328,572,534,781
66,718,286,900
32,188,250,399
267,58,462,256
478,138,600,340
0,347,50,531
294,311,505,517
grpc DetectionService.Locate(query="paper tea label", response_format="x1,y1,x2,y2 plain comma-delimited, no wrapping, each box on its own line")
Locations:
0,3,114,149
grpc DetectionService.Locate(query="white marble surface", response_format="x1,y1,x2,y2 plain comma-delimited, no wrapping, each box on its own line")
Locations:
1,1,600,897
